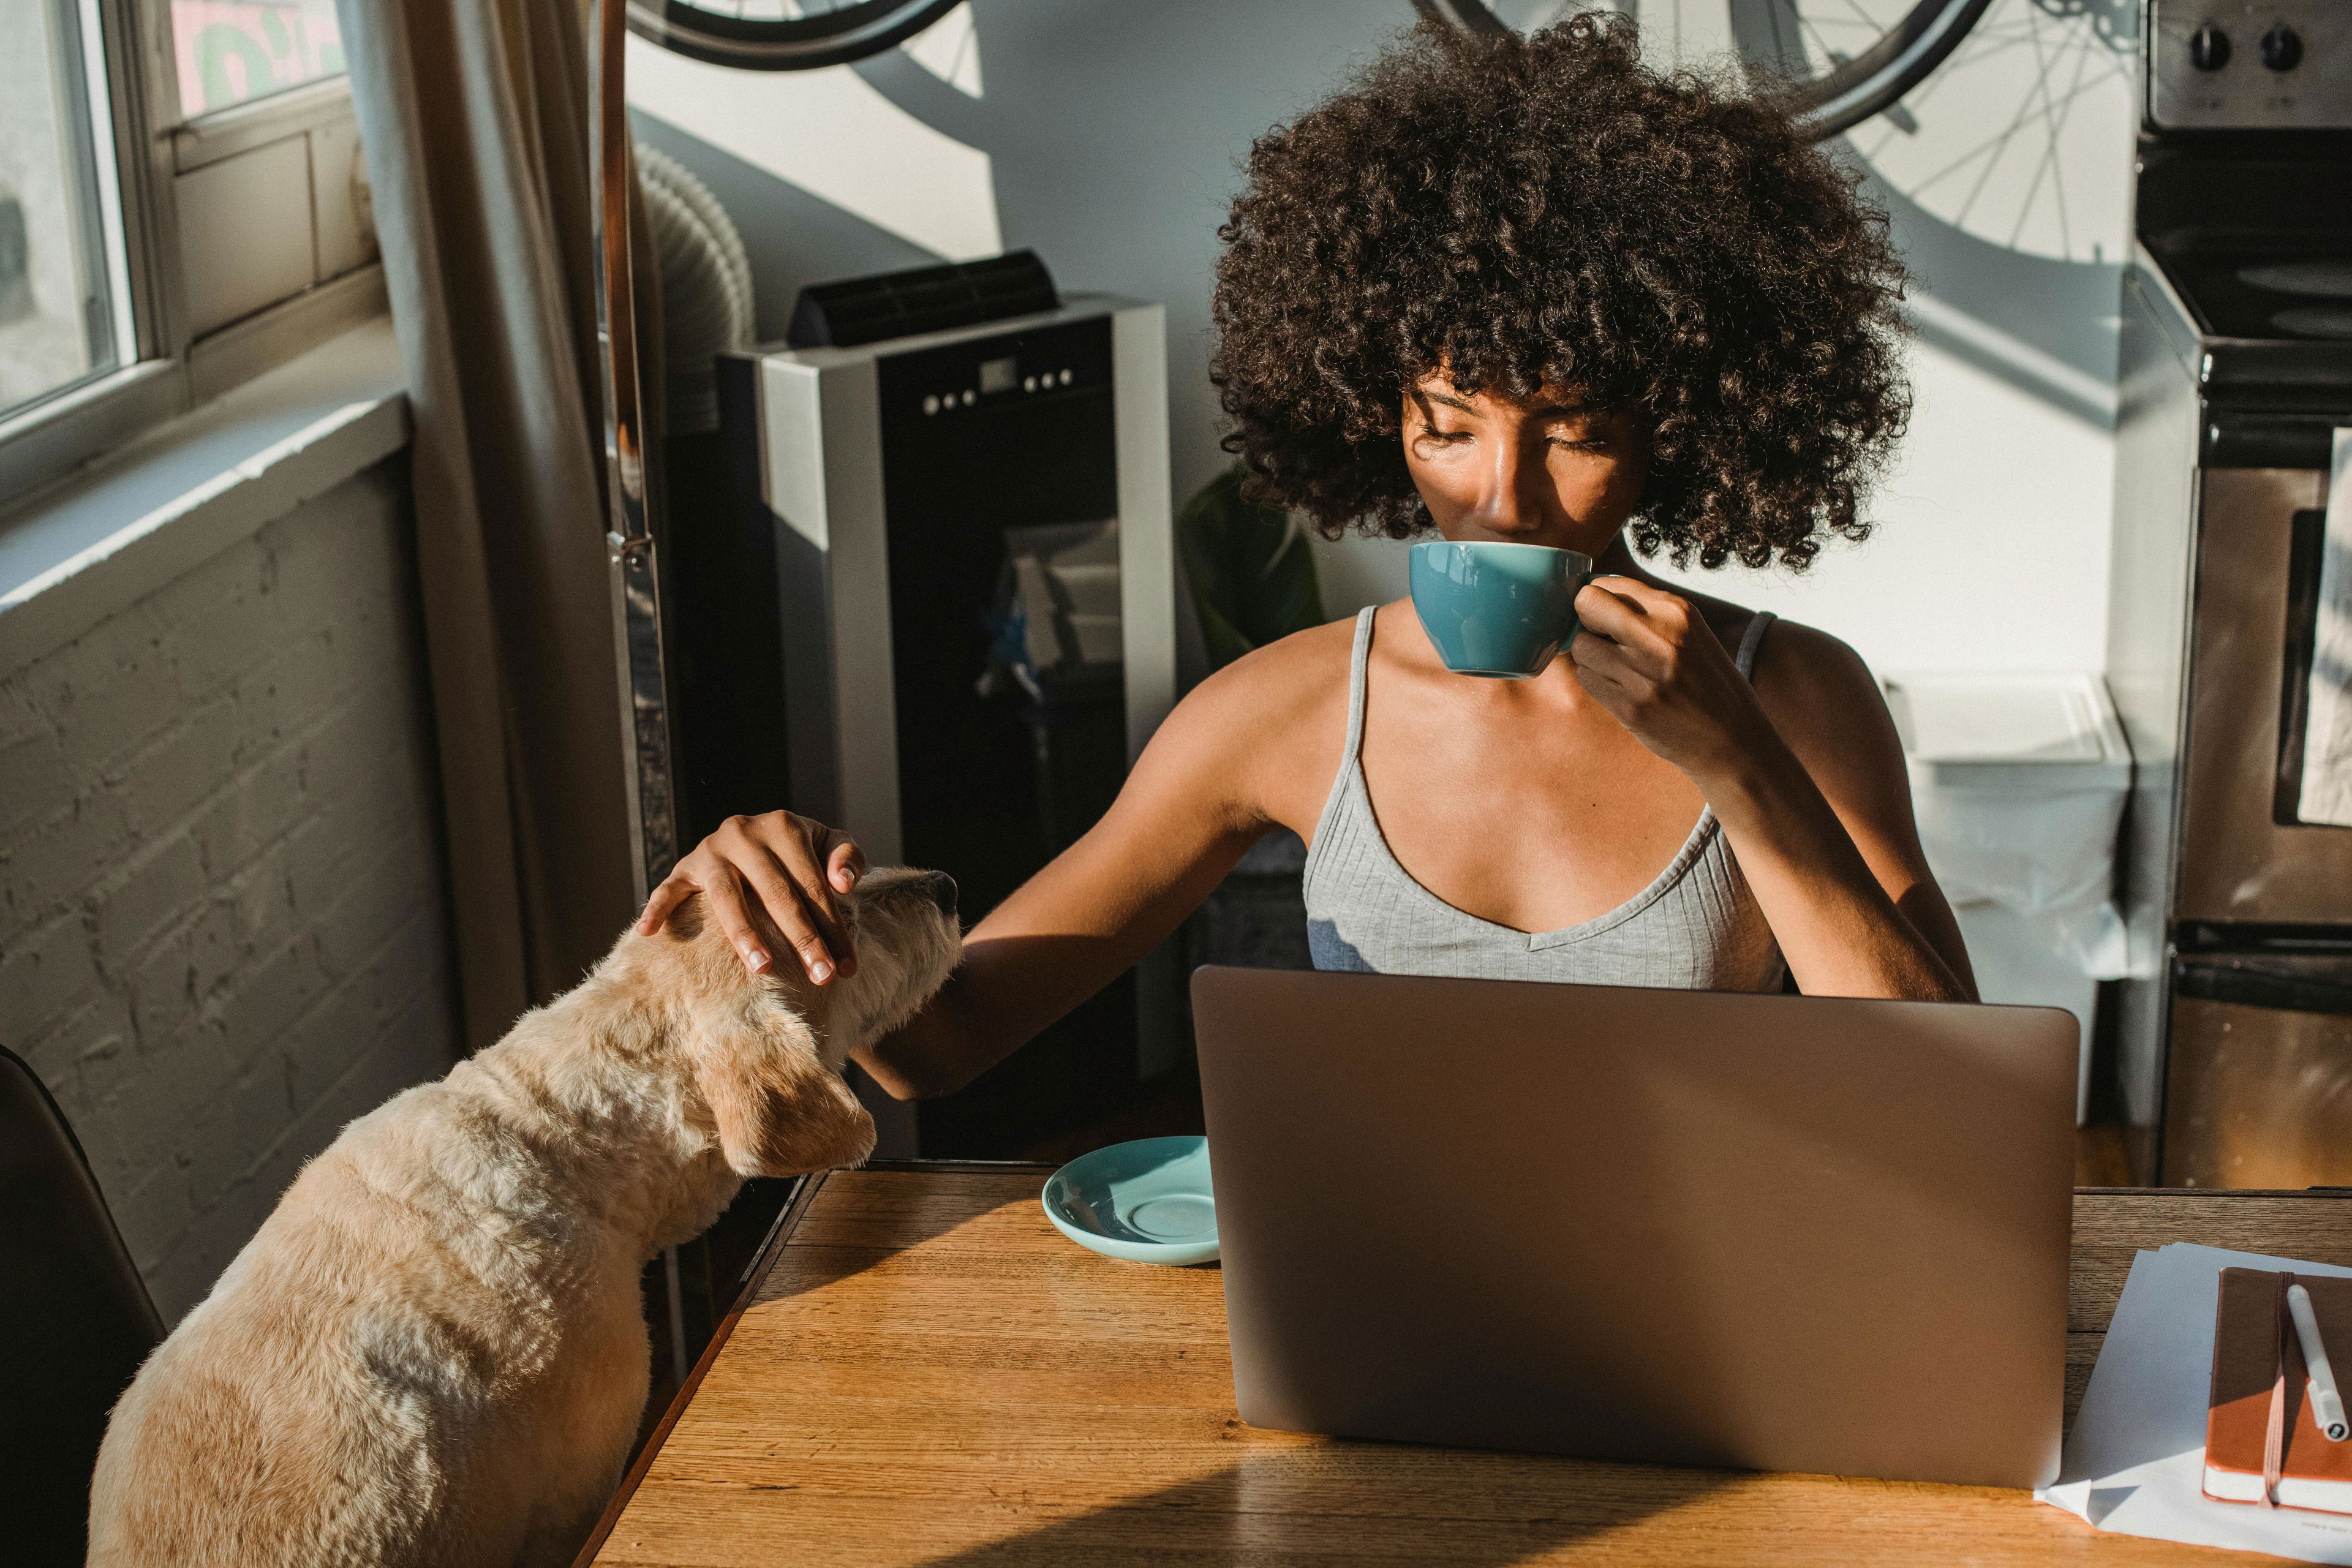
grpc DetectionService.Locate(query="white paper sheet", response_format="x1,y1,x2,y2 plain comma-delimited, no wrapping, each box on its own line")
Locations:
2298,428,2352,827
2038,1243,2352,1563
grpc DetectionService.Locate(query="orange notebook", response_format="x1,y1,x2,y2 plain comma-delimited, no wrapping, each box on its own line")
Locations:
2205,1268,2352,1513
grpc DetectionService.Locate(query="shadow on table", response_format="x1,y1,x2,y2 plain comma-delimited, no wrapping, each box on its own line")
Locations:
754,1166,1041,1304
908,1446,1738,1565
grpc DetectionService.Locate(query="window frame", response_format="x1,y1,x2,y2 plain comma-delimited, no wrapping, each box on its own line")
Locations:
0,0,385,509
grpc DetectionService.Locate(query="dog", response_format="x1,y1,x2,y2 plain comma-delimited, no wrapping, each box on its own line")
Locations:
86,866,960,1568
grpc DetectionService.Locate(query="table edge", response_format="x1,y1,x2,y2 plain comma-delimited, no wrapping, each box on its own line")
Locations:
2076,1188,2352,1198
569,1171,824,1568
570,1160,1059,1568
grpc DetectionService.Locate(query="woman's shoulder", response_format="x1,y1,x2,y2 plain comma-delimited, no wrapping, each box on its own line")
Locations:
1135,614,1360,834
1744,613,1879,707
1145,615,1357,764
1183,614,1360,729
1736,611,1907,783
1657,576,1890,750
1657,579,1874,695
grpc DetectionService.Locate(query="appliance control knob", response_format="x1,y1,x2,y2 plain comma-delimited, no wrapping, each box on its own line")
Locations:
2261,21,2302,71
2188,23,2232,71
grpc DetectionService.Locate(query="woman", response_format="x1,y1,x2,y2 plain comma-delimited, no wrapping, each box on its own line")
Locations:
636,16,1973,1100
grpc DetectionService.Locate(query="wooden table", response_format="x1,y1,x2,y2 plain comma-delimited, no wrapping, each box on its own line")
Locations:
579,1166,2351,1566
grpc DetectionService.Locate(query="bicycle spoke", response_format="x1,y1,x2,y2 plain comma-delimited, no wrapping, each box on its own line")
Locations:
1834,0,1888,37
2007,1,2101,254
1899,62,2117,203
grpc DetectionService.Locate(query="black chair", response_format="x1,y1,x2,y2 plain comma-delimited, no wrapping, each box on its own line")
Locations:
1,1044,165,1566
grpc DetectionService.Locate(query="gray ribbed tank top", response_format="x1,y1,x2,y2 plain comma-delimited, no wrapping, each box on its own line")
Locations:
1303,606,1787,991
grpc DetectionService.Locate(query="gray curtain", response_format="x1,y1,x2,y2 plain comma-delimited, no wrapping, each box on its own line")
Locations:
338,0,657,1046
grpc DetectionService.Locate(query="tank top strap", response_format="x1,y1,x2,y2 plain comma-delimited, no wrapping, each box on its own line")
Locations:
1341,605,1376,765
1732,610,1776,679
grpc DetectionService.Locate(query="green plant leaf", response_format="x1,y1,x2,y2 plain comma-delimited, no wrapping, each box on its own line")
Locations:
1177,466,1327,671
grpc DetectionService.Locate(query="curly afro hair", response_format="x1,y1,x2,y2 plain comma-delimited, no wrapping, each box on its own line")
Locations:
1210,13,1910,570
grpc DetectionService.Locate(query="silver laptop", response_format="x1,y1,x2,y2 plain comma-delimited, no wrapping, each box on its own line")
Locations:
1190,966,2078,1488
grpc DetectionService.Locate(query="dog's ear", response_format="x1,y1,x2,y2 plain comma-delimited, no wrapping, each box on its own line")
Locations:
688,997,876,1177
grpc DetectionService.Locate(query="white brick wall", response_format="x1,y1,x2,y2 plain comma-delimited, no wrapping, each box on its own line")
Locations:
1,459,462,1321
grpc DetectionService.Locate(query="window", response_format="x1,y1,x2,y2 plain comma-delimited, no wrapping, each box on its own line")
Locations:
1,0,129,427
0,0,378,507
170,0,345,118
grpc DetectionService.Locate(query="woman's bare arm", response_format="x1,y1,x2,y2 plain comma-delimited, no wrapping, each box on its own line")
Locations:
638,624,1351,1098
858,627,1352,1096
1741,620,1976,1000
851,782,1248,1099
1570,578,1973,1002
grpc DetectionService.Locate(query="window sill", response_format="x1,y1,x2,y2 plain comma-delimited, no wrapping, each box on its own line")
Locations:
0,317,408,671
172,76,355,175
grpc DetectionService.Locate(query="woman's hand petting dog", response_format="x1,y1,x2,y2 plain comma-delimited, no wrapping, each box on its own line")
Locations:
641,810,866,985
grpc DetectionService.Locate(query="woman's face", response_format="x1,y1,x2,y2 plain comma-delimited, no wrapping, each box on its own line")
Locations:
1401,374,1650,557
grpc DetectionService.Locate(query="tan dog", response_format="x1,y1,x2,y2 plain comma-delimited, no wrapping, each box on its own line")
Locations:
87,867,960,1568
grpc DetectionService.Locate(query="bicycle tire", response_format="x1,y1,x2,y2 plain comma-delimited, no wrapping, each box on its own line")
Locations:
625,0,967,72
1410,0,1997,141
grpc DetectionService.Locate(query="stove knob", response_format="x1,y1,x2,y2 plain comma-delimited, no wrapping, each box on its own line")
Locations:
2261,21,2303,72
2188,23,2232,71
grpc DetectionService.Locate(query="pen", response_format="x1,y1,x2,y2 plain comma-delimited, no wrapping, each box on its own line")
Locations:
2288,1284,2350,1442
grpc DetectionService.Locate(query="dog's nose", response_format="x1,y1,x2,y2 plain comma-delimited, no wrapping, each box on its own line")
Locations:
922,872,958,916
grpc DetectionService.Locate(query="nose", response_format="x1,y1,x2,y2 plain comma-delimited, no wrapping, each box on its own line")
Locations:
1466,432,1549,540
922,872,958,916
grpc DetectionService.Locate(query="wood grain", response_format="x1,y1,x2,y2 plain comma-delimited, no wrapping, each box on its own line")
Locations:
2067,1191,2352,1332
582,1173,2351,1566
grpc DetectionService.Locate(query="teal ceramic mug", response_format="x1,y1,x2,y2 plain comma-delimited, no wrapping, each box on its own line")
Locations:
1408,540,1596,678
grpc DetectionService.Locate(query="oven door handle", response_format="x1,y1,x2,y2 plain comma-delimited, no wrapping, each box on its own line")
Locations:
2174,960,2352,1017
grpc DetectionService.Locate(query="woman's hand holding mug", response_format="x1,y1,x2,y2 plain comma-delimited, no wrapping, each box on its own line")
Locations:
1568,576,1774,780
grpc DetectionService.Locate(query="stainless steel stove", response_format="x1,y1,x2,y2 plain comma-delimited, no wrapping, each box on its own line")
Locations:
2107,0,2352,1186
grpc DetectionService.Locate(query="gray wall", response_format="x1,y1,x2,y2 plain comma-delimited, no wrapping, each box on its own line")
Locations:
1,459,462,1321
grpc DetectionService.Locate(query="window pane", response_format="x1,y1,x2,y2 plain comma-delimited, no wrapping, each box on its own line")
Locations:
0,0,121,424
171,0,345,118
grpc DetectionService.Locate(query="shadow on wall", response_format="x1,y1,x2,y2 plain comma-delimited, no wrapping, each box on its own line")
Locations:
1888,178,2125,431
628,113,940,341
636,0,1422,510
854,0,1440,507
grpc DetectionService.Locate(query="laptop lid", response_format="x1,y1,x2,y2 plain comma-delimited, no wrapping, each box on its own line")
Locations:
1191,967,2077,1488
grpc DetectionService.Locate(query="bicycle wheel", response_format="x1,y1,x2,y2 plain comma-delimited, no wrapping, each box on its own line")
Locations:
1411,0,1996,140
627,0,967,72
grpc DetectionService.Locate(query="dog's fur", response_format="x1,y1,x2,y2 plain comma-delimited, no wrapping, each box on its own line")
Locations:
86,867,960,1568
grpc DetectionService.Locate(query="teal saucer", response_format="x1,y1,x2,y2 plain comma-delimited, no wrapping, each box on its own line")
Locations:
1041,1136,1218,1266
